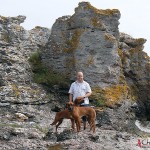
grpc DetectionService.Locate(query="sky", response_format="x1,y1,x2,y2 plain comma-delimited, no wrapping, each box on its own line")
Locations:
0,0,150,56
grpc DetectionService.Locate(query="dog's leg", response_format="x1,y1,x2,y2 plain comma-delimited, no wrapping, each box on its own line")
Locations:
82,116,87,130
91,121,96,133
75,119,79,132
71,119,75,130
88,117,94,132
89,119,96,133
56,118,63,132
83,121,86,130
74,117,80,132
77,117,81,132
78,119,81,132
93,123,96,133
87,117,91,131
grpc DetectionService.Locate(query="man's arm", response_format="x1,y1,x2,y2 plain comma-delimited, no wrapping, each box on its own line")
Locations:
83,83,92,98
84,92,92,98
69,93,73,102
79,92,92,99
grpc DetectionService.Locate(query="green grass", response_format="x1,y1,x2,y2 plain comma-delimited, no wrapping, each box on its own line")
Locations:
93,98,106,107
33,124,49,134
0,123,23,128
28,51,70,89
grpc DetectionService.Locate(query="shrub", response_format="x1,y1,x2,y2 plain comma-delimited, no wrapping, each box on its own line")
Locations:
29,51,70,89
93,98,106,107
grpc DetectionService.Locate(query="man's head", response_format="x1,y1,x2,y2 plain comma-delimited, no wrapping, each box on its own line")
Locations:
76,71,84,83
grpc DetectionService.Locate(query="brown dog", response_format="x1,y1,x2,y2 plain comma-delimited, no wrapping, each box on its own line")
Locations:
74,97,87,129
74,97,84,106
50,109,75,132
66,102,96,133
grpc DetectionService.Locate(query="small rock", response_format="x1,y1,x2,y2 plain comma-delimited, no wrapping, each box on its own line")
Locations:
89,135,99,142
0,130,11,141
0,102,10,107
43,128,57,142
15,112,28,121
47,144,63,150
57,129,76,142
114,133,123,141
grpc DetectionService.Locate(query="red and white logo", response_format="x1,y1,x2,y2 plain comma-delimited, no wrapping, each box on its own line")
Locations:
137,138,150,148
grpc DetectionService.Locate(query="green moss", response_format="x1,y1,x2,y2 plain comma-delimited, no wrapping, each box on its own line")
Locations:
104,85,129,107
63,29,83,53
83,2,120,16
118,48,123,58
104,33,115,42
11,84,20,98
3,33,11,43
0,16,7,22
117,48,127,64
91,17,103,28
129,85,139,101
35,26,42,29
84,55,95,67
129,48,141,56
29,51,70,88
92,84,129,107
135,38,146,45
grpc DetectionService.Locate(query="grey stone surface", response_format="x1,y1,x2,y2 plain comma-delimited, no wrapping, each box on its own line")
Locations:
42,2,121,88
119,32,150,120
0,15,51,104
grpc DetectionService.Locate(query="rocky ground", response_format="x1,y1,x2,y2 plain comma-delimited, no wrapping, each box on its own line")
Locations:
0,102,142,150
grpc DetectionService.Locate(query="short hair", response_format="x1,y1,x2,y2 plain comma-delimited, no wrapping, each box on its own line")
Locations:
77,71,83,76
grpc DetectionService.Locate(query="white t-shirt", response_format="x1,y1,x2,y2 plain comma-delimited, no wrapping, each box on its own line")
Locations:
68,81,92,105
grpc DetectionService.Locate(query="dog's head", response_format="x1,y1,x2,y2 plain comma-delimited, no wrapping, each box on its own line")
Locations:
66,102,74,111
74,97,84,106
76,97,83,100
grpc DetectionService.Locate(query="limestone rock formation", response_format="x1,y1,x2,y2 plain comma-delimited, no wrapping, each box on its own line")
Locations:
42,2,150,119
119,32,150,120
43,2,121,88
0,15,51,104
42,2,131,109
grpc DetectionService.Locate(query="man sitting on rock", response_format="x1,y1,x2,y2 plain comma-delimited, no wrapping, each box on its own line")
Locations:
68,71,92,129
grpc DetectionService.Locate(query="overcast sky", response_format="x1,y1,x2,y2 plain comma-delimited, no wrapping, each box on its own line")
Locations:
0,0,150,56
